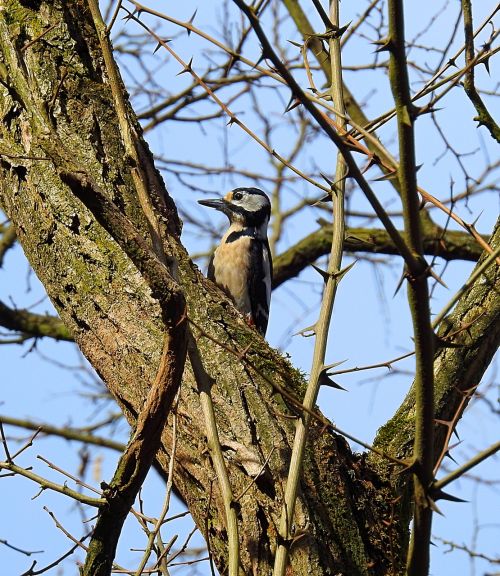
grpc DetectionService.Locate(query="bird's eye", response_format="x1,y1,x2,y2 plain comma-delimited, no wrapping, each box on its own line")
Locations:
233,191,243,201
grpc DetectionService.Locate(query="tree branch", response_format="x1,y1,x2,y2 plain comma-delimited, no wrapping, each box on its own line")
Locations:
0,460,105,507
387,2,435,571
0,414,124,452
0,301,73,341
433,441,500,492
82,328,186,576
273,1,347,572
0,222,16,267
232,0,419,272
373,218,500,510
273,226,486,287
59,137,187,576
461,0,500,143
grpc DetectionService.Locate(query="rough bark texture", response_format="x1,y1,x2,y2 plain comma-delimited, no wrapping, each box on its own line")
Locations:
0,3,498,575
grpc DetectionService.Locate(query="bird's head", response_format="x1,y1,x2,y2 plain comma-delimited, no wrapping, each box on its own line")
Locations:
198,187,271,229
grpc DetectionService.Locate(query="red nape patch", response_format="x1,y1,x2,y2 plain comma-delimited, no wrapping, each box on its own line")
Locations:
245,313,255,327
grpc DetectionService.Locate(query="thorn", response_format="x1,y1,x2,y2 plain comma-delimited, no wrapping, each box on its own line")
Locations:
252,52,266,70
122,8,140,22
236,344,252,361
312,193,333,205
428,268,448,289
434,418,453,430
153,38,171,54
294,324,316,337
360,154,381,174
372,37,393,53
480,43,491,74
311,260,356,283
186,9,198,36
447,57,457,67
372,169,398,182
322,359,348,372
427,497,444,516
227,116,238,126
432,489,467,504
311,263,330,283
177,57,193,75
318,372,347,390
418,105,443,116
443,450,459,465
284,95,301,113
471,210,483,228
332,260,357,282
393,269,407,297
287,39,303,48
446,439,462,451
335,21,351,37
319,172,335,187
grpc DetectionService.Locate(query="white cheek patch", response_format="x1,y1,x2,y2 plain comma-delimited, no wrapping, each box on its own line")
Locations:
235,195,268,212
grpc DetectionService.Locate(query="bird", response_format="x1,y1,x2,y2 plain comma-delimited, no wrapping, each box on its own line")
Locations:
198,187,272,336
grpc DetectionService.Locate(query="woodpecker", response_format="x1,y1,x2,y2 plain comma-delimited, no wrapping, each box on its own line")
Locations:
198,187,272,336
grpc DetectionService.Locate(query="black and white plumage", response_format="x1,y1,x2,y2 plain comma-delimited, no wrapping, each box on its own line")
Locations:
198,187,272,335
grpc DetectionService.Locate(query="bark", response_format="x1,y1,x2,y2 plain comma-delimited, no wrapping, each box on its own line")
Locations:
0,3,498,575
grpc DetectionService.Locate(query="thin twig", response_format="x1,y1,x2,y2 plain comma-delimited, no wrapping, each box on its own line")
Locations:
461,0,500,142
232,0,419,273
433,441,500,492
121,7,331,196
189,317,407,467
235,447,276,501
273,1,347,572
134,405,179,575
187,331,240,576
432,245,500,329
0,460,105,507
37,455,101,495
0,422,12,462
87,0,173,259
106,0,123,34
0,414,125,453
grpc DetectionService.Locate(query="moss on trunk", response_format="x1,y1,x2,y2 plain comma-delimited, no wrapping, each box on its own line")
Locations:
1,2,498,575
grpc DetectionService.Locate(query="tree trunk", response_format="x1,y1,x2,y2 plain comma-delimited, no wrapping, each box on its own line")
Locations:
1,2,498,575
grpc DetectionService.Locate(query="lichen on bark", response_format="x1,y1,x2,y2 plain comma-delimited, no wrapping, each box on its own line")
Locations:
1,2,499,575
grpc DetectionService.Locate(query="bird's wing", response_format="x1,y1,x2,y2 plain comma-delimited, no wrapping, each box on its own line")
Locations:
249,239,272,335
207,253,215,282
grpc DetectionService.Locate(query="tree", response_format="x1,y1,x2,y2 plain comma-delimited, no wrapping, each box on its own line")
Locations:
0,1,499,575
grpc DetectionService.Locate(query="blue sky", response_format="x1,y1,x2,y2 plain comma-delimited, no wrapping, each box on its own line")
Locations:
1,1,499,574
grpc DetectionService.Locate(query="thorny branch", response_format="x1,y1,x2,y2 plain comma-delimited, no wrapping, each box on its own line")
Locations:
386,2,435,574
0,1,498,575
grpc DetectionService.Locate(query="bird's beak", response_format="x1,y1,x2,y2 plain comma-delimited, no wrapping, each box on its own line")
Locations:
198,198,231,215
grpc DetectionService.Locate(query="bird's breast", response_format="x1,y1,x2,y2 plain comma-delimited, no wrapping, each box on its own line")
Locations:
212,237,252,313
